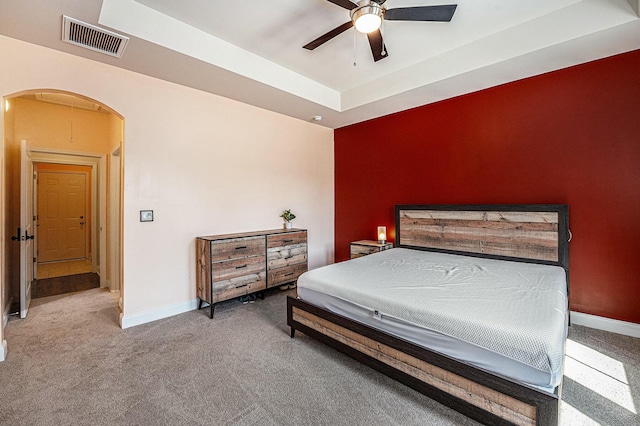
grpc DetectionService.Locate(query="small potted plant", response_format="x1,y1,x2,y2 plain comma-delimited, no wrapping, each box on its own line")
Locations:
280,209,296,229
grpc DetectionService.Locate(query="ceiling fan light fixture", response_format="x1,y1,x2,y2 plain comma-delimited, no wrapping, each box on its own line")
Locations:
350,3,383,33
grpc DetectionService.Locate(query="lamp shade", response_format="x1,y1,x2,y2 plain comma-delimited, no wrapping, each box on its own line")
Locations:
377,226,387,244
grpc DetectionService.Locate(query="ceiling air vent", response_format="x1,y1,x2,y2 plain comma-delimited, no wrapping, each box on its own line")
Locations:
62,15,129,58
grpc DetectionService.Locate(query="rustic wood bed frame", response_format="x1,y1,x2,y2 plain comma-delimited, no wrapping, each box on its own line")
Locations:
287,204,569,426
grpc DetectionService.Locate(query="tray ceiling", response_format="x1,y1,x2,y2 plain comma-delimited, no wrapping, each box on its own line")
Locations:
1,0,639,128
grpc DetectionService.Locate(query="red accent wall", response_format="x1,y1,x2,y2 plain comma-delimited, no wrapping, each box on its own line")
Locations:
335,49,640,324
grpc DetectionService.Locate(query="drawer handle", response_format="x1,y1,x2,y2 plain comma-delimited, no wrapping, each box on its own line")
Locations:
284,273,294,277
235,284,248,289
283,239,293,243
235,246,247,250
236,265,247,269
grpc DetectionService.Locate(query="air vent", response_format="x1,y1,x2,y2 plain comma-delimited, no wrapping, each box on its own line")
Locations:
62,15,129,58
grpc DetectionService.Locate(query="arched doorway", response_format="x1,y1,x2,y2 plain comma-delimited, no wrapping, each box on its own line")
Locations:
1,90,123,330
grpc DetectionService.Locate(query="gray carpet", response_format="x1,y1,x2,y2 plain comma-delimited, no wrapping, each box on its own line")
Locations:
0,289,638,426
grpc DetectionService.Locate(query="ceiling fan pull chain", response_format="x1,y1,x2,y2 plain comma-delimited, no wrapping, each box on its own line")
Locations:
380,19,386,56
353,28,357,67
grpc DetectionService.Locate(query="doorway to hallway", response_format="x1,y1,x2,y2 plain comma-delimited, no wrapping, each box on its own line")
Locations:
28,153,102,300
2,90,123,321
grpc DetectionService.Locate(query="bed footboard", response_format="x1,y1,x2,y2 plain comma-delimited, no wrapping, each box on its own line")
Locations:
287,296,559,426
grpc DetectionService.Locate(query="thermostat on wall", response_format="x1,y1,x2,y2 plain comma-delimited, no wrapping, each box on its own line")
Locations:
140,210,154,222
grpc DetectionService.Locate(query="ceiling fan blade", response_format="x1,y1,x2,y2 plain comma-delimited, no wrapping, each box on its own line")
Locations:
384,5,457,22
367,29,388,62
326,0,357,10
303,21,354,50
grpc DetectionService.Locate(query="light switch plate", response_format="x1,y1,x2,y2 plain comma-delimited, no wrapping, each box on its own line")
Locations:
140,210,153,222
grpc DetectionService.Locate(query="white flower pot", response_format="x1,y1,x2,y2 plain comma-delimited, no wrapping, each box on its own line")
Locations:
285,221,293,229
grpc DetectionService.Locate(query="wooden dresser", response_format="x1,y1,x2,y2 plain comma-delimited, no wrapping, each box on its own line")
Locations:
197,229,307,318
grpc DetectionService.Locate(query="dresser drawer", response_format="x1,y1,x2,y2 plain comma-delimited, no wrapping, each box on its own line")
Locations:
268,263,308,288
212,255,265,282
267,246,307,269
210,236,265,262
267,231,307,249
210,273,266,303
350,245,380,258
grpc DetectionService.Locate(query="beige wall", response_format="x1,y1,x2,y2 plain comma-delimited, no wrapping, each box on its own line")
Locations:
0,35,334,337
13,97,117,153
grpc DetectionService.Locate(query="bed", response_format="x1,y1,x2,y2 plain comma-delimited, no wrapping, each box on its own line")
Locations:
287,204,570,426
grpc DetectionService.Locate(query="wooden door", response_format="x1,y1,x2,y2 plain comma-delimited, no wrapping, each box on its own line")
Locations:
37,169,89,262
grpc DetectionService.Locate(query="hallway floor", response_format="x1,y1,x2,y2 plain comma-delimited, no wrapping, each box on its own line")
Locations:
36,259,92,279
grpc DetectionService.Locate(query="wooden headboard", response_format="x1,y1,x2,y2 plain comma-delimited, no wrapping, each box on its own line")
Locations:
395,204,569,274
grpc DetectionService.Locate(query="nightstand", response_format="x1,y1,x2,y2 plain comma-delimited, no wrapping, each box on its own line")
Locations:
350,240,393,259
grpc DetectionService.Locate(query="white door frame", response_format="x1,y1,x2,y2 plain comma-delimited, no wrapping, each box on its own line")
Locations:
29,147,107,287
109,146,121,295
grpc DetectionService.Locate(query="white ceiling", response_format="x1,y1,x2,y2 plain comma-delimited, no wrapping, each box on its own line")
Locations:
1,0,639,128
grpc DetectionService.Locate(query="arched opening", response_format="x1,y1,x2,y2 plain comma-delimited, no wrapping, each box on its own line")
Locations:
1,89,124,333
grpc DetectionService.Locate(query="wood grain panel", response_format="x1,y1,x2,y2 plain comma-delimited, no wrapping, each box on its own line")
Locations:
292,306,537,425
209,236,265,262
350,245,381,258
196,238,212,303
268,263,308,287
211,255,266,281
267,247,307,269
210,274,266,303
266,230,308,287
267,231,307,248
398,209,560,262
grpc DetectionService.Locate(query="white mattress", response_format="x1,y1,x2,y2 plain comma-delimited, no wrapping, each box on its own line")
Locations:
297,248,568,391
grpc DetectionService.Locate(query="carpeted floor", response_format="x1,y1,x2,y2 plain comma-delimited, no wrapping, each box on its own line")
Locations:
0,288,638,425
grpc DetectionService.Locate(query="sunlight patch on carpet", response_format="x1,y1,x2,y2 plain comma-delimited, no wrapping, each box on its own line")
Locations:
564,339,636,414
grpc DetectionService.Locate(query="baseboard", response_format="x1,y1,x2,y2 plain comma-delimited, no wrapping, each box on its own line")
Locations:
0,339,7,362
120,299,199,329
571,311,640,338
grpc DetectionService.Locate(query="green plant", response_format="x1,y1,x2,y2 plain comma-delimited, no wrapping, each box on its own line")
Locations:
280,209,296,222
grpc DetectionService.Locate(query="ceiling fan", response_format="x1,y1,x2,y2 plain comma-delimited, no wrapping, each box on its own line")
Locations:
303,0,457,62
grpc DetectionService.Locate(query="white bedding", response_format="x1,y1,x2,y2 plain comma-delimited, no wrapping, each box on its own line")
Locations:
297,248,568,390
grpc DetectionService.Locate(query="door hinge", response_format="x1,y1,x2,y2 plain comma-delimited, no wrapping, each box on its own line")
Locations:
33,257,36,263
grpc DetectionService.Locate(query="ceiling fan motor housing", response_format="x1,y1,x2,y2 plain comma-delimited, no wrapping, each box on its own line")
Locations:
350,1,384,33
